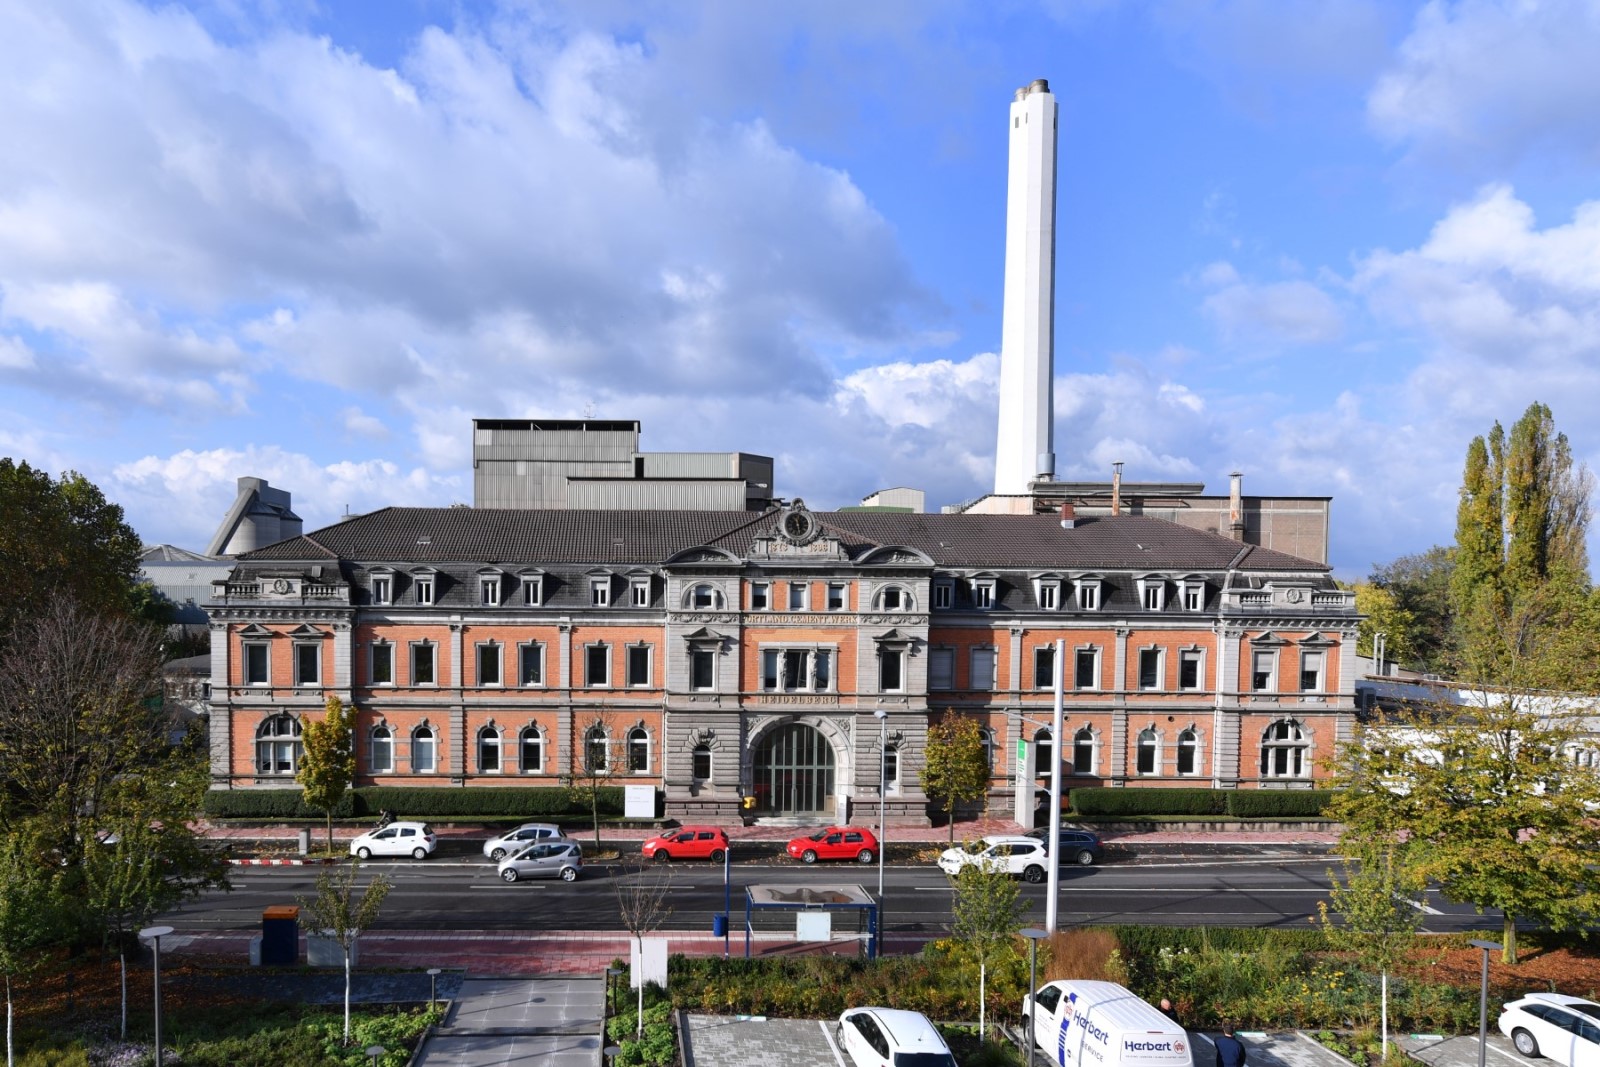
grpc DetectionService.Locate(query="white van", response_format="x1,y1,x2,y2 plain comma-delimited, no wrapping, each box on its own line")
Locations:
1024,980,1192,1067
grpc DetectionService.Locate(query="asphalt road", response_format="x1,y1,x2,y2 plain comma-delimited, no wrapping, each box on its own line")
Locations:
158,852,1503,936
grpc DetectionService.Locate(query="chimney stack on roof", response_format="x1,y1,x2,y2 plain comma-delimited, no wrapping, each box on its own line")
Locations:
1059,502,1076,529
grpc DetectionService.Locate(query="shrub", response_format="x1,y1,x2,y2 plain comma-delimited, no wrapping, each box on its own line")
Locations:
1225,789,1337,818
202,785,625,820
1071,788,1226,817
201,789,355,820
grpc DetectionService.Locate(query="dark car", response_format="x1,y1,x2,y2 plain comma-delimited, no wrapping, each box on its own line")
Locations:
1023,827,1103,866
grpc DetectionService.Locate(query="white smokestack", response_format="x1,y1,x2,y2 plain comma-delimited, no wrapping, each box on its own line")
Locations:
993,77,1058,495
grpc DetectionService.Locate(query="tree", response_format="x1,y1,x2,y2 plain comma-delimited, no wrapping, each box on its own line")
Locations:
948,854,1029,1043
1371,547,1456,674
1328,696,1600,963
565,711,618,853
296,860,392,1044
921,713,991,842
0,459,145,640
0,827,66,1067
1316,844,1424,1059
1351,583,1415,669
298,696,357,855
612,861,674,1038
0,597,170,860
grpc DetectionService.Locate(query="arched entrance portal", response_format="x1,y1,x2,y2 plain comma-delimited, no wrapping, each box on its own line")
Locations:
752,723,836,816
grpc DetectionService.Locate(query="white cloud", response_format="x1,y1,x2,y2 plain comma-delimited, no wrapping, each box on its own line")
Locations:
1198,267,1345,346
1369,0,1600,165
340,406,389,440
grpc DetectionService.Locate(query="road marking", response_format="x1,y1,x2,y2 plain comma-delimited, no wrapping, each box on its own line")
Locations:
1397,893,1444,915
820,1020,849,1066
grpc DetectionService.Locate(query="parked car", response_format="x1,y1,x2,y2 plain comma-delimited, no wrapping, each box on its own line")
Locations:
1499,992,1600,1062
483,822,565,860
349,821,436,860
838,1006,957,1067
787,826,878,864
641,826,730,863
937,835,1050,883
498,840,583,883
1024,826,1104,866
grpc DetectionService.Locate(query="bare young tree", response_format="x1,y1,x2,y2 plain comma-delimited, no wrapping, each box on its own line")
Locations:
297,860,392,1044
564,710,619,853
611,860,674,1038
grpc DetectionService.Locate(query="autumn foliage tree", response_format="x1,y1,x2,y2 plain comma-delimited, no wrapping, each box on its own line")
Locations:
298,696,358,854
921,712,991,842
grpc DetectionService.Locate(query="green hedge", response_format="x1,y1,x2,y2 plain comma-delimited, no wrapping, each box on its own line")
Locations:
203,785,625,820
1069,786,1337,818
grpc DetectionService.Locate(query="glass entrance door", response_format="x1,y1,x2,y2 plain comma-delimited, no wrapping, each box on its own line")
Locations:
752,723,836,815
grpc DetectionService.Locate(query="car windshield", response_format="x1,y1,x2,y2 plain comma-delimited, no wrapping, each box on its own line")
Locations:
1574,1004,1600,1021
807,830,829,842
894,1054,956,1067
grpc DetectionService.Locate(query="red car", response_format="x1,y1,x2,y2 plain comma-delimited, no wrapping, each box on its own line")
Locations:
786,826,878,864
641,826,730,863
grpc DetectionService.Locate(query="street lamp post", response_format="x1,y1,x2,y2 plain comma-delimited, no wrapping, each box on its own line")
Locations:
138,925,174,1067
365,1045,385,1066
427,967,441,1007
1021,928,1048,1067
1470,940,1502,1067
875,708,888,902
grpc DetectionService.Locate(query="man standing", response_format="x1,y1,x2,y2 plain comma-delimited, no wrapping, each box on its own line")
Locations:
1214,1023,1247,1067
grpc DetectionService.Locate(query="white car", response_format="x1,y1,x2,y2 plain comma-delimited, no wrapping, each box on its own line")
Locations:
937,835,1051,884
838,1007,957,1067
349,821,437,860
483,822,564,860
1500,993,1600,1063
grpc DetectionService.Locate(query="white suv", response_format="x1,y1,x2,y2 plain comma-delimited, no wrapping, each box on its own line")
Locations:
937,835,1051,884
1499,992,1600,1063
838,1007,957,1067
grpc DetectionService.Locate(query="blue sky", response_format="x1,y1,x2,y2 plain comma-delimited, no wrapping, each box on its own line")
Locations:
4,1,1600,578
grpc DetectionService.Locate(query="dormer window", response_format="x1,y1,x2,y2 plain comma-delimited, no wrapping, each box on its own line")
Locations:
1074,578,1102,611
1180,578,1204,612
1032,574,1064,611
479,576,501,606
1138,577,1165,611
932,580,953,610
630,576,651,607
520,572,544,606
590,577,611,607
971,577,996,610
371,573,392,606
415,576,434,606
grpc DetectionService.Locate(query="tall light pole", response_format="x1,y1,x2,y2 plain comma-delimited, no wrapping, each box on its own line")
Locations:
875,709,888,901
1021,927,1048,1067
1470,939,1502,1067
1045,638,1064,932
139,925,174,1066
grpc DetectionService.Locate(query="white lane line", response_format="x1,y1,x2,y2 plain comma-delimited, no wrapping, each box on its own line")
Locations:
1397,893,1444,915
820,1020,849,1066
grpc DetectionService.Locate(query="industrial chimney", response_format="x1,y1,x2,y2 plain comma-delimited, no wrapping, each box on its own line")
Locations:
993,78,1058,496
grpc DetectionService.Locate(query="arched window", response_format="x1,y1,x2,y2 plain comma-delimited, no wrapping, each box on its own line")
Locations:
876,585,913,611
1136,728,1159,776
1177,728,1199,776
978,728,996,775
628,727,650,773
478,726,501,773
369,725,393,774
1033,728,1054,779
1072,726,1096,775
690,583,721,609
519,727,543,773
692,743,713,781
882,744,900,794
585,726,609,773
1261,719,1310,778
413,726,437,774
255,715,302,775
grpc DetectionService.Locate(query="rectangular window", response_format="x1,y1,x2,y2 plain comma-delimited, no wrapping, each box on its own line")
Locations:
692,746,712,780
827,583,846,611
1038,583,1057,610
973,582,994,609
480,578,500,606
411,643,435,686
1183,584,1202,611
787,582,808,611
883,747,900,793
970,647,996,691
880,648,904,692
1142,584,1163,610
1253,651,1276,692
519,643,544,686
929,648,954,690
690,648,715,690
294,643,320,687
761,649,781,690
586,645,610,687
371,577,391,605
244,642,269,686
415,578,434,605
522,577,542,606
761,648,831,691
627,645,651,687
1138,648,1162,690
881,586,902,610
477,643,501,686
631,580,650,607
1301,651,1324,694
1074,648,1099,689
1179,650,1202,690
815,649,832,690
933,583,952,609
590,579,611,607
751,582,769,610
370,643,393,686
783,649,809,691
1033,646,1056,690
1076,582,1100,610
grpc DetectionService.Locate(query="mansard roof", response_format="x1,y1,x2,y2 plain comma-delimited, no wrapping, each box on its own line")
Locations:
234,506,1328,574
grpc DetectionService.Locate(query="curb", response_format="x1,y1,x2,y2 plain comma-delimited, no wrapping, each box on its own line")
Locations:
229,857,339,866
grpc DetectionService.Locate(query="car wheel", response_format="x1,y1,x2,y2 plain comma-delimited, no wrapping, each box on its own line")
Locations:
561,866,579,882
501,867,519,883
801,849,818,864
413,847,428,860
856,849,875,864
1512,1029,1540,1058
1075,849,1095,866
356,846,372,860
490,847,507,861
1023,864,1046,884
710,849,726,863
654,850,672,863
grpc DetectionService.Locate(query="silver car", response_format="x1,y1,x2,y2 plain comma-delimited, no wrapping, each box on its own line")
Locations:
498,840,582,882
483,822,564,860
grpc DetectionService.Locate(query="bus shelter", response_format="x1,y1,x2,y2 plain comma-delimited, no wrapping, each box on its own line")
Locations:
743,884,881,959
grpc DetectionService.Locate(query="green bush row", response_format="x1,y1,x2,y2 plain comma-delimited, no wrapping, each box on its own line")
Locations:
202,785,625,820
1070,787,1337,818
